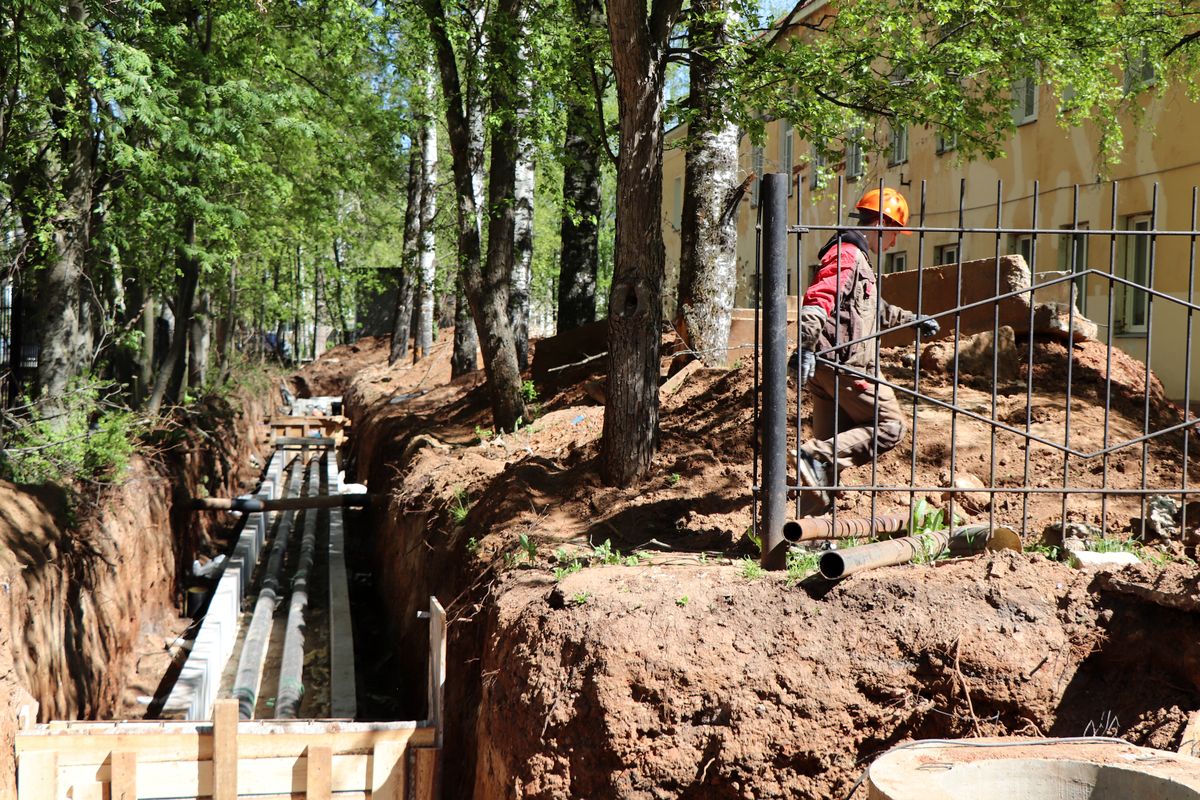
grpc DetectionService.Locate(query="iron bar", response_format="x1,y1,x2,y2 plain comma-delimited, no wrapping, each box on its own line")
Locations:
831,177,845,537
1101,183,1119,536
1060,184,1078,531
1183,189,1198,538
1138,183,1160,538
870,177,885,530
908,180,929,535
788,224,1200,237
990,182,1003,535
947,179,968,529
191,494,370,512
760,173,790,570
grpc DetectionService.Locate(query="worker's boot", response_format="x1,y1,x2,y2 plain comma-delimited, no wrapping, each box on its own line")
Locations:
794,450,832,514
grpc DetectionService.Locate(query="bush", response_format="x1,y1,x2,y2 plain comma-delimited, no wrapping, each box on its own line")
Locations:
1,379,138,486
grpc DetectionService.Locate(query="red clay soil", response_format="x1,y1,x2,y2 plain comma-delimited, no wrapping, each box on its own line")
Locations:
0,392,268,796
339,331,1200,799
291,336,392,398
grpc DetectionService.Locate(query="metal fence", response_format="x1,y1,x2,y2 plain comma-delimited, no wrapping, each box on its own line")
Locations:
753,172,1200,569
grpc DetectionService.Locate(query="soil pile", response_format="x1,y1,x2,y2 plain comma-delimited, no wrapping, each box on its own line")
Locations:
292,336,391,397
340,332,1200,799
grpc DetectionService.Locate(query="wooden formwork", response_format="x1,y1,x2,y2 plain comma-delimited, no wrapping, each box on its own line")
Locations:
16,598,448,800
269,417,349,445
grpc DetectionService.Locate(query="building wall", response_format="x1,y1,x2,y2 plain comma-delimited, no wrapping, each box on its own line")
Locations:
661,72,1200,398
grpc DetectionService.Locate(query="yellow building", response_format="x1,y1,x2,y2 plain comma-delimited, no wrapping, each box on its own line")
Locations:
661,8,1200,399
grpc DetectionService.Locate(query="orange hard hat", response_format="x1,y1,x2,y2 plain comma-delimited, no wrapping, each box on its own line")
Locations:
856,188,911,235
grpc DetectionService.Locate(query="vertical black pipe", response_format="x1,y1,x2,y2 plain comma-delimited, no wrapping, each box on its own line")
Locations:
760,173,789,570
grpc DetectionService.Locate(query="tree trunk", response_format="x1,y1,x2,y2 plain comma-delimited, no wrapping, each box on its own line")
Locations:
188,289,210,389
451,275,478,375
600,0,682,485
415,67,439,362
32,51,97,418
556,0,604,332
147,218,200,414
509,53,535,371
557,97,603,332
314,254,331,357
390,138,422,365
423,0,526,429
676,0,740,368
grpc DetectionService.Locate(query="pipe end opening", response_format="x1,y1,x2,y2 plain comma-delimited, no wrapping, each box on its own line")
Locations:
818,552,846,580
783,521,803,542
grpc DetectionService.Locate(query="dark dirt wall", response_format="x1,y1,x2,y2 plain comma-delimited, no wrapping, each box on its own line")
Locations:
0,390,268,796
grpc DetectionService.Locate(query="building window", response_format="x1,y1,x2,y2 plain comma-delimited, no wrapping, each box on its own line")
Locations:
780,119,794,196
810,146,827,190
936,129,957,154
671,175,683,231
1012,75,1038,125
1124,44,1156,93
1120,215,1152,333
1060,224,1090,315
1010,233,1035,267
845,126,864,180
751,143,764,206
888,123,908,166
934,243,960,266
884,251,907,274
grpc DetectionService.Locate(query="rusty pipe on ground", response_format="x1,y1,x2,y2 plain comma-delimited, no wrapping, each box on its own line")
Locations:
191,494,370,512
782,515,909,543
818,525,1015,580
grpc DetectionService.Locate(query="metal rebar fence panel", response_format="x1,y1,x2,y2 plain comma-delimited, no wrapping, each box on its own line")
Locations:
754,174,1200,567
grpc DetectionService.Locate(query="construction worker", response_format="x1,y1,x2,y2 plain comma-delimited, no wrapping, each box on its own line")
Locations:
793,188,939,511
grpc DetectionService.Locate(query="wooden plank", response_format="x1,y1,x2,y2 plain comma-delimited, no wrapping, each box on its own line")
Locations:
57,754,371,799
14,725,432,765
427,598,447,748
213,699,238,800
306,746,332,800
111,751,137,800
369,741,405,800
17,750,56,800
328,450,357,719
410,749,439,800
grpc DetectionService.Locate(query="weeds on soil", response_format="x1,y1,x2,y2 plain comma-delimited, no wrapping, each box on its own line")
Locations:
740,558,765,580
786,548,820,583
451,489,472,523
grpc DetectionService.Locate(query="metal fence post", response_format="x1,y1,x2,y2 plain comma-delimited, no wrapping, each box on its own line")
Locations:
760,173,788,570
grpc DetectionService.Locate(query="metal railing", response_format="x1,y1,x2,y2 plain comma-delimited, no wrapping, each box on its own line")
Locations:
753,172,1200,569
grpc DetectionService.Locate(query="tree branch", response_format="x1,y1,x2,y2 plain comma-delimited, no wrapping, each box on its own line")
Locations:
589,60,619,165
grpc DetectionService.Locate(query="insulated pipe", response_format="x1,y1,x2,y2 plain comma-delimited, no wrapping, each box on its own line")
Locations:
782,515,909,543
818,525,999,580
760,173,790,571
275,454,322,718
191,494,370,512
232,456,308,719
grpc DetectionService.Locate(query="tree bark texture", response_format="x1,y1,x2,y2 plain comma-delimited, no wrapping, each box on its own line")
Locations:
31,24,98,416
452,275,478,375
557,93,602,332
390,135,423,366
509,120,534,371
187,289,210,389
599,0,683,485
415,69,439,362
676,0,740,367
424,0,526,429
147,217,200,414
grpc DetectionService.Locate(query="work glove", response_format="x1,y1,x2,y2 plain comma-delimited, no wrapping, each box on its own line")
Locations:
916,315,940,338
798,350,816,386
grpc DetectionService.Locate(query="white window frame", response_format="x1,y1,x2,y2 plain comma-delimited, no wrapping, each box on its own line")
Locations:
936,129,957,155
779,119,794,196
810,146,827,190
670,175,683,231
934,243,960,266
888,123,908,166
884,251,907,275
845,126,863,180
1120,215,1152,334
1060,223,1090,315
1012,75,1038,125
1124,44,1156,93
1010,233,1035,269
751,143,764,206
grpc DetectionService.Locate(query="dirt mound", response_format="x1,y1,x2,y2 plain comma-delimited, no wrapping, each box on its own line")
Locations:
339,331,1200,799
292,336,390,397
474,554,1199,798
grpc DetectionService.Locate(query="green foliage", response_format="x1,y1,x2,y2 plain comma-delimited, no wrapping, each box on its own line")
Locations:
908,498,948,536
740,558,766,580
668,472,682,486
786,548,820,583
519,532,538,562
1,380,138,485
451,489,472,523
520,380,539,404
466,536,480,554
675,595,690,607
474,426,494,443
572,591,591,606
